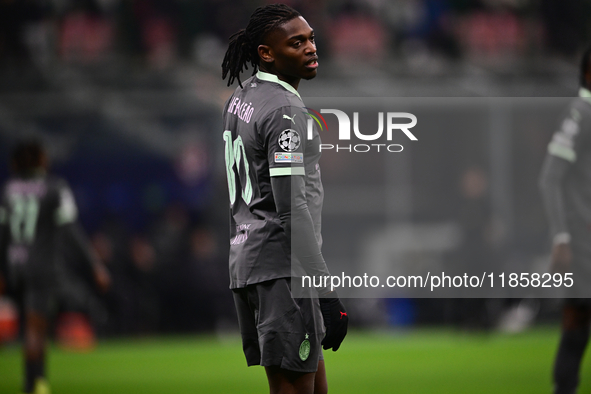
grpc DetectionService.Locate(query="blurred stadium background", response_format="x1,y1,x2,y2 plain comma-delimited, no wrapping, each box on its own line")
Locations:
1,0,591,392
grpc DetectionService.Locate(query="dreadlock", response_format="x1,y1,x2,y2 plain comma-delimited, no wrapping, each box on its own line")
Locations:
581,45,591,88
222,4,301,88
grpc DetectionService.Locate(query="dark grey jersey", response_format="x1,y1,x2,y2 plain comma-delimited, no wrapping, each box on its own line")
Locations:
0,174,78,282
540,88,591,241
222,71,325,289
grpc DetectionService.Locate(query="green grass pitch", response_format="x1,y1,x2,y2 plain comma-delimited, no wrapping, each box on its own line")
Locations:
1,327,590,394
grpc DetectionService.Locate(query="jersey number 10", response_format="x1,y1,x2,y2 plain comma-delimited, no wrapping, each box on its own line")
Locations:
223,130,253,206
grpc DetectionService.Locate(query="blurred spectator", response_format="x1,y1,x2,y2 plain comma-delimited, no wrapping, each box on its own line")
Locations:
60,6,114,63
456,11,527,61
379,0,461,61
186,227,233,331
446,166,498,330
540,0,589,58
150,203,192,332
128,234,159,334
0,0,49,67
327,1,388,63
457,166,495,275
131,0,180,68
91,219,137,335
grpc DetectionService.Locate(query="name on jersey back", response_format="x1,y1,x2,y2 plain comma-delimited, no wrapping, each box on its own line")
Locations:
228,97,255,124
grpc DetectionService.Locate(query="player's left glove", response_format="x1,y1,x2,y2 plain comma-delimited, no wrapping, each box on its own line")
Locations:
319,294,348,351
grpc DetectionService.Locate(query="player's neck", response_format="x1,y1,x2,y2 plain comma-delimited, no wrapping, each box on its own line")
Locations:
258,67,300,91
18,168,46,179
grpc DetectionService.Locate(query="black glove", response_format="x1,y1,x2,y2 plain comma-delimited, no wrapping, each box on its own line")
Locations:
319,296,348,351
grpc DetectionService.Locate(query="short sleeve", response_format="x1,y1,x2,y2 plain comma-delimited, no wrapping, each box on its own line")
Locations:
261,106,308,177
547,105,588,163
55,183,78,225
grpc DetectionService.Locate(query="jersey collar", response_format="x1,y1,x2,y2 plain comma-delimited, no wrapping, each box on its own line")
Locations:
580,87,591,105
256,70,301,99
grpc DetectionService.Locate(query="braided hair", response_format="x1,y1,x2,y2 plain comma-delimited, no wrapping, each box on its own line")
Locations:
11,140,47,176
581,45,591,88
222,4,301,88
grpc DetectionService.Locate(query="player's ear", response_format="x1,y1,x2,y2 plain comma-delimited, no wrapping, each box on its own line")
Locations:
258,45,274,65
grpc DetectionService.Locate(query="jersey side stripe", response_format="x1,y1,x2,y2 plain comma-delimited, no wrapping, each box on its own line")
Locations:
548,142,577,162
270,167,305,176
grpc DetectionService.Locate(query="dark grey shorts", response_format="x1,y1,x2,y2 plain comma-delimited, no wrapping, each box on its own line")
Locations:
232,278,325,373
16,279,57,317
9,267,57,317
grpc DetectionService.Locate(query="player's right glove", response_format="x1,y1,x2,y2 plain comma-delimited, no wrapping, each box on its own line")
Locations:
319,294,348,351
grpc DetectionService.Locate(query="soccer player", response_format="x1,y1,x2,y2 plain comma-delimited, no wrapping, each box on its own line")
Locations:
221,4,348,394
0,141,110,394
539,46,591,394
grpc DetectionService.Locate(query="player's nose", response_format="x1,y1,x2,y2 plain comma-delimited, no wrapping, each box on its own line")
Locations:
304,39,316,55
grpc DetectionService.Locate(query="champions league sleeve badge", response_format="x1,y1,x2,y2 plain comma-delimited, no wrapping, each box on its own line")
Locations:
278,129,301,152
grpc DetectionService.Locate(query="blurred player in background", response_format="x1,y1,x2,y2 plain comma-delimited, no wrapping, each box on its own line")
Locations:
221,4,348,394
539,46,591,394
0,141,110,394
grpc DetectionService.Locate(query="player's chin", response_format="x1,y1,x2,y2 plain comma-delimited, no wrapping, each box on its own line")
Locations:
301,68,318,80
